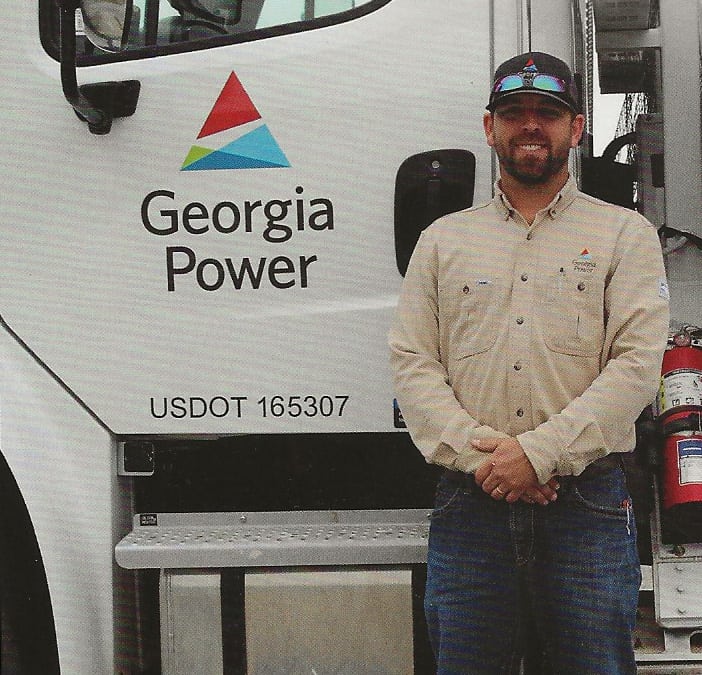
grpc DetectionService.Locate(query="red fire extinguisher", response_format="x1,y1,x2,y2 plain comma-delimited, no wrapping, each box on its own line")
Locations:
654,330,702,510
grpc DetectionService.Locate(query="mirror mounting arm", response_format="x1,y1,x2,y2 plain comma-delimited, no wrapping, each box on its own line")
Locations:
57,0,140,134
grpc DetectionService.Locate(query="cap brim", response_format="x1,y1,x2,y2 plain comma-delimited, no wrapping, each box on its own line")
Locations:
487,88,577,113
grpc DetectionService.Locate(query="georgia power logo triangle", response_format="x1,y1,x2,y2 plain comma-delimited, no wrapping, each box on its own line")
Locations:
181,72,291,171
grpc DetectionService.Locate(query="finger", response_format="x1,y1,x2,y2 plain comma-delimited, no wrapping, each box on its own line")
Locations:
471,438,500,453
520,483,559,506
490,486,506,500
521,491,549,506
474,460,495,486
505,489,523,504
481,472,500,495
539,478,561,502
538,487,559,502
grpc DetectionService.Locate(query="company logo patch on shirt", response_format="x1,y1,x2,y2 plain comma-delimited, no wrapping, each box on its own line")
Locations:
572,248,596,273
462,279,492,295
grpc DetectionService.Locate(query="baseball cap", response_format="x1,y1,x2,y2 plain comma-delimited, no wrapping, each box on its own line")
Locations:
487,52,580,113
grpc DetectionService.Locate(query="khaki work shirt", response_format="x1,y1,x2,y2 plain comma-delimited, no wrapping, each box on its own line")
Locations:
389,177,670,484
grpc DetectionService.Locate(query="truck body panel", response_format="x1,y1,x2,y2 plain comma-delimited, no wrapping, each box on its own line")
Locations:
3,0,702,672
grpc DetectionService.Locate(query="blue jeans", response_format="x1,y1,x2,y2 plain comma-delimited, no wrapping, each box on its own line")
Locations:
425,464,640,674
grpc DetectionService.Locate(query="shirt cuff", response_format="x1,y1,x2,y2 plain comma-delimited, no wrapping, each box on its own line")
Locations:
517,430,560,484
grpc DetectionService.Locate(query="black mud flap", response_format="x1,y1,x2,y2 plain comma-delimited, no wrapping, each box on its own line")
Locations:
394,149,476,276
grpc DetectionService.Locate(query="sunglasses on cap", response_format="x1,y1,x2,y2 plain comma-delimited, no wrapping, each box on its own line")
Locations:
492,72,569,95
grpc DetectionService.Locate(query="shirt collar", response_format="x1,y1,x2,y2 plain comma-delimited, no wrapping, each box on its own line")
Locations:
493,175,578,221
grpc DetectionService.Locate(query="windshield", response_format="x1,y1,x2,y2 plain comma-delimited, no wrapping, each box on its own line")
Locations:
41,0,389,63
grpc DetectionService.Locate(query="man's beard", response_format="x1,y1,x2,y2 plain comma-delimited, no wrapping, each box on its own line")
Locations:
496,137,570,185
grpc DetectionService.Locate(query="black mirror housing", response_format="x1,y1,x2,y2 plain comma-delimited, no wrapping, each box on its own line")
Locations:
56,0,140,134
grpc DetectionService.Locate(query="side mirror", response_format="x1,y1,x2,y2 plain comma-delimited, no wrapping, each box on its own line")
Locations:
57,0,140,134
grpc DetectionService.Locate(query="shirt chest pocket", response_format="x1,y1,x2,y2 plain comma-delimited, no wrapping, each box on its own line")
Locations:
540,271,605,357
454,281,502,357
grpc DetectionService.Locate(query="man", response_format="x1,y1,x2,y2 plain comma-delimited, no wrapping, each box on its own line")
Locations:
389,52,669,674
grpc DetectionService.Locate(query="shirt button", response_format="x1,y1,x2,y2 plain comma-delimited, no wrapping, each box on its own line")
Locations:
514,362,522,371
516,317,525,325
516,408,524,417
521,273,528,282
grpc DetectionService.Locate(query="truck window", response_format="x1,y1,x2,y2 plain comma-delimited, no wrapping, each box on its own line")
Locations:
40,0,390,64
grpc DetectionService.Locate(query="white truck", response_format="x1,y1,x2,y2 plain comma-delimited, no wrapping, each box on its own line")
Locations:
2,0,702,672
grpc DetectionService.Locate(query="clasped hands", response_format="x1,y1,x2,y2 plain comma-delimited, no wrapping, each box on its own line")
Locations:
472,437,559,505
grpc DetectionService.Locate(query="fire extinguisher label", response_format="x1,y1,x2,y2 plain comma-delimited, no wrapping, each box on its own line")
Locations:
656,368,702,416
677,438,702,485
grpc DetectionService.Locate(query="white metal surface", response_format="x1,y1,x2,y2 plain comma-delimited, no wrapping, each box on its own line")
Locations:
0,326,125,672
659,0,702,238
641,479,702,664
116,509,430,568
0,1,500,670
160,571,224,675
657,561,702,627
0,1,495,436
245,568,413,675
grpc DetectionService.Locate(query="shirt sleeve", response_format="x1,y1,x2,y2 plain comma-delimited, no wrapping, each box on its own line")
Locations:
517,216,670,483
389,229,509,473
